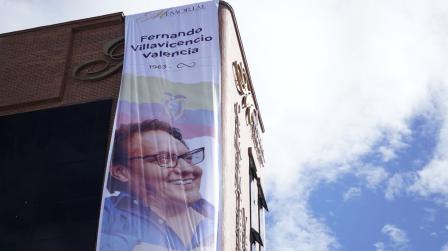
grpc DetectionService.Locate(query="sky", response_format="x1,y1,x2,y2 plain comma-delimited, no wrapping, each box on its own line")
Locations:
1,0,448,250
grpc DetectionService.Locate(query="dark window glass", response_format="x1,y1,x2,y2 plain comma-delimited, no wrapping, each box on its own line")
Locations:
249,148,267,251
250,227,264,247
260,210,265,251
249,148,260,251
0,100,112,251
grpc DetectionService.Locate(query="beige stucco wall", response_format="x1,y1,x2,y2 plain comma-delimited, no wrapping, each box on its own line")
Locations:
219,3,266,250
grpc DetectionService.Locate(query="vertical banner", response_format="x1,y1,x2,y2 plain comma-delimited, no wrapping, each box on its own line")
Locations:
96,1,221,251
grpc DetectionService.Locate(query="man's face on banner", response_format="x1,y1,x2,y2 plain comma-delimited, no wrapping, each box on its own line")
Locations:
127,130,203,205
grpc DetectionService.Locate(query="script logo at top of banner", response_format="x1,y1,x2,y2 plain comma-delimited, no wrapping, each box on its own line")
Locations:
123,1,220,83
138,3,207,21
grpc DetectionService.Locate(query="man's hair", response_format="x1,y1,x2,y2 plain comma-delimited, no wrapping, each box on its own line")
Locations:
112,119,187,167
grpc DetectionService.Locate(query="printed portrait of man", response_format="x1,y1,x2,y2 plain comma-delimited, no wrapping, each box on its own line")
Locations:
99,119,215,251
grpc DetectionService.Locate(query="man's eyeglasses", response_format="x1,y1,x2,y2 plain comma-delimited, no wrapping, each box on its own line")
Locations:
129,147,205,168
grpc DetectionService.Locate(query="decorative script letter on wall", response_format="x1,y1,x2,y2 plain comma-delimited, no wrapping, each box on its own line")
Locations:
72,36,124,81
234,102,248,251
232,61,265,166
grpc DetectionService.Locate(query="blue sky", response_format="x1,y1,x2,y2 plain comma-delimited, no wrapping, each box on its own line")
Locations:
1,0,448,250
309,114,448,251
265,94,448,251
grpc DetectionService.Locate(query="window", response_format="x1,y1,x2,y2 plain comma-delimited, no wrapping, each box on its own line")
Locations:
249,148,267,251
0,100,113,251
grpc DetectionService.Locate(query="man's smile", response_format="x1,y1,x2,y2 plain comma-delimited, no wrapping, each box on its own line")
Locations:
169,178,194,185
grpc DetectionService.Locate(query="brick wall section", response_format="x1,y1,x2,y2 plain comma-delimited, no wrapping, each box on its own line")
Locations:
0,13,124,117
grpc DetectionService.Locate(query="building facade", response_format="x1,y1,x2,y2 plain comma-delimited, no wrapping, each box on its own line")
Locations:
0,2,267,250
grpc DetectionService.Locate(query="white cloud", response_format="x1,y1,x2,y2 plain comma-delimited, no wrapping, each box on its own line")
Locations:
441,242,448,251
382,224,409,244
356,165,390,189
267,195,340,251
378,131,410,162
378,146,398,162
235,0,442,191
411,159,448,197
371,92,448,203
383,172,427,201
343,187,362,201
381,224,410,249
409,93,448,201
374,242,385,251
0,0,205,33
385,174,406,200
